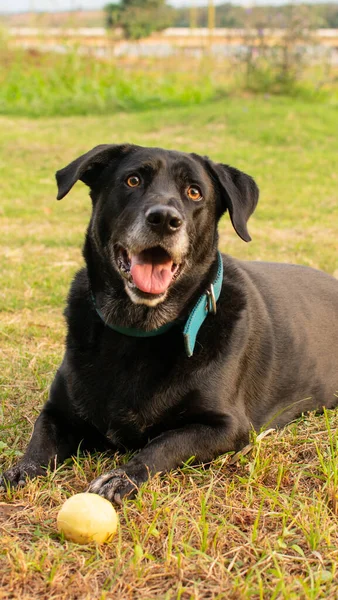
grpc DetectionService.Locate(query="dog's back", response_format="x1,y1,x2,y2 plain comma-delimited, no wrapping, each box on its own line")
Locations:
236,260,338,428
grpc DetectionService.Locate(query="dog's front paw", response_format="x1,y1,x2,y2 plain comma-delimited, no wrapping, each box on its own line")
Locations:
87,467,146,505
0,461,45,492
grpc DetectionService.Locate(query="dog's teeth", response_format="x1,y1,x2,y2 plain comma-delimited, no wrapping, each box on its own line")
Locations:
171,264,181,281
117,248,131,274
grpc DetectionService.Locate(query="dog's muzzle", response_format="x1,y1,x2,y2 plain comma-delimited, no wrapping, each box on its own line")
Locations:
115,245,183,296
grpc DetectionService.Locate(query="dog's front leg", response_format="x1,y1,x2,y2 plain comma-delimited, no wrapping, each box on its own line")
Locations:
88,416,248,504
0,406,77,489
0,404,115,490
0,372,114,490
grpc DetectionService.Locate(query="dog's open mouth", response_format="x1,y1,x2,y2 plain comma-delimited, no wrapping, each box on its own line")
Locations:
116,246,182,295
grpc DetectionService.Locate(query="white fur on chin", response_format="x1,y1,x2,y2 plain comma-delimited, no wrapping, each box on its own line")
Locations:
125,284,167,307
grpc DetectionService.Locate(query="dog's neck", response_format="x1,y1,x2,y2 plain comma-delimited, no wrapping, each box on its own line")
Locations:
84,236,220,331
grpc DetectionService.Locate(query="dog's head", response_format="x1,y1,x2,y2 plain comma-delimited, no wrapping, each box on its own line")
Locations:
56,144,258,309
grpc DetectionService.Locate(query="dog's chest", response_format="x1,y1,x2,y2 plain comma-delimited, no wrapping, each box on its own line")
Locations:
73,335,195,447
105,407,157,448
92,379,186,449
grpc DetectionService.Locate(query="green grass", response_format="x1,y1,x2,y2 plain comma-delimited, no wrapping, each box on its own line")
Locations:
0,48,219,117
1,98,338,599
1,43,337,117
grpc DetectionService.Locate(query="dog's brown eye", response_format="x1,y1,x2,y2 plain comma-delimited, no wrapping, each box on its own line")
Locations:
187,186,202,201
126,175,140,188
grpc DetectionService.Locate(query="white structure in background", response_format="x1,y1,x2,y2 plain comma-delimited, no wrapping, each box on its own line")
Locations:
8,27,338,62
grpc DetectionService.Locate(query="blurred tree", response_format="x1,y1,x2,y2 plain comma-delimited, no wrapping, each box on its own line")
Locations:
240,3,323,94
105,3,121,29
105,0,174,39
171,3,338,30
324,4,338,27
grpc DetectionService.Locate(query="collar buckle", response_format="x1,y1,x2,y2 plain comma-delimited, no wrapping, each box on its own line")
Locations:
206,283,217,315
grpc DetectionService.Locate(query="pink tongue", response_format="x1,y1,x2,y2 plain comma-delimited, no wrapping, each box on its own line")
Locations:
130,251,174,294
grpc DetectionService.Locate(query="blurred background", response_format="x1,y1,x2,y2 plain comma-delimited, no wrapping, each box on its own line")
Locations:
1,0,338,115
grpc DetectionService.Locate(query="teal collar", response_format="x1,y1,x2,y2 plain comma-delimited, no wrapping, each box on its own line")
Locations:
92,251,223,357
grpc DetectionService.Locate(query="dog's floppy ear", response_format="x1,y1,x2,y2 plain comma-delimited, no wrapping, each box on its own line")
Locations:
207,161,259,242
55,144,131,200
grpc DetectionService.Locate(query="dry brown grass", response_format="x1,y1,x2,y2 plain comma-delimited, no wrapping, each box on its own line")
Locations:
1,414,338,599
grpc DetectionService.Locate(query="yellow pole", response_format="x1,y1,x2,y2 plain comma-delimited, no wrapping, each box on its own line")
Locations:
208,0,215,47
208,0,215,30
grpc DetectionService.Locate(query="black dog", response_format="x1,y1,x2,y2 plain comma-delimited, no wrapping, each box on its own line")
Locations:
1,144,338,504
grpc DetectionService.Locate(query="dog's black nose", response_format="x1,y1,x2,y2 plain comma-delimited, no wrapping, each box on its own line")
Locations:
146,205,183,234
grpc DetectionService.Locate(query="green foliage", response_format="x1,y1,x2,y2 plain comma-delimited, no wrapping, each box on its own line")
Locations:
105,3,121,29
104,0,173,39
235,3,331,96
0,49,216,117
0,43,336,119
173,2,338,30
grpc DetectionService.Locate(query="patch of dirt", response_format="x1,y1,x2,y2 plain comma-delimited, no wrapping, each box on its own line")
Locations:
0,503,27,524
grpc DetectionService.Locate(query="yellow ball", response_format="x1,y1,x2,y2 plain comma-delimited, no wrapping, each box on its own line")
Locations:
57,493,118,544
